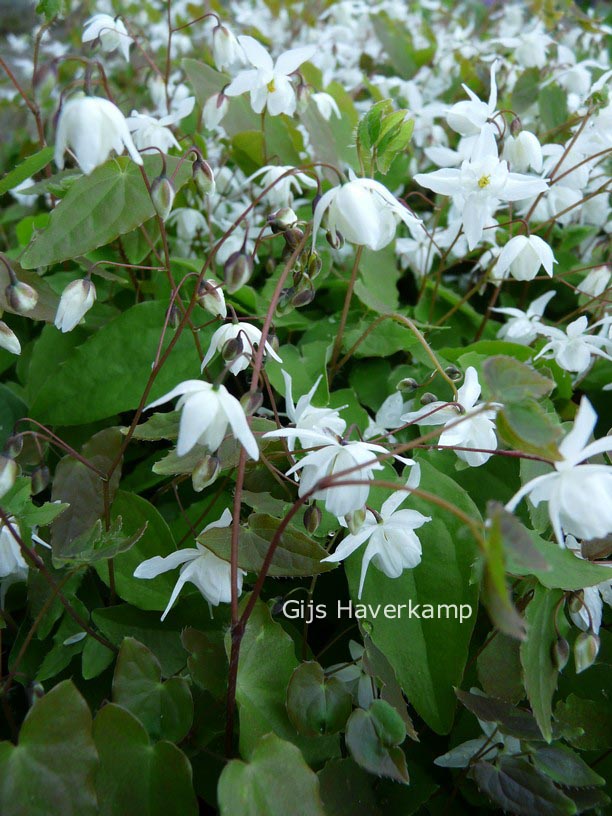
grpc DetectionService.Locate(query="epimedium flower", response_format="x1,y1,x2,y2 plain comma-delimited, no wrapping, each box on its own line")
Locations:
446,60,499,136
414,125,549,250
247,165,317,209
134,509,244,619
55,95,143,175
506,397,612,545
126,96,195,152
0,515,28,606
535,315,612,375
203,92,230,130
281,370,346,450
312,173,421,252
493,290,556,346
502,131,543,174
493,234,556,282
225,36,316,117
197,280,227,319
145,380,259,460
54,278,96,333
310,92,341,121
402,367,499,467
82,14,133,61
322,465,431,598
0,321,21,355
212,23,245,72
201,322,282,376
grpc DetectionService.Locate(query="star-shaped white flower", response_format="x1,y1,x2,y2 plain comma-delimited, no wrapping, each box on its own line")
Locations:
535,315,612,375
493,290,555,345
446,60,499,136
281,370,346,450
82,14,133,61
201,322,282,376
126,96,195,152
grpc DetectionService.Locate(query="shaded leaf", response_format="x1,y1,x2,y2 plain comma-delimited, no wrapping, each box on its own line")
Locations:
473,757,576,816
286,662,352,736
345,703,409,784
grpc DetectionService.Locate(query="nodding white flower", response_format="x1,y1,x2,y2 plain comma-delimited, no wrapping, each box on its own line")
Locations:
506,397,612,545
493,290,555,346
54,278,96,333
0,515,28,606
82,14,133,61
414,125,549,250
0,456,17,499
310,92,341,121
212,23,245,72
126,96,195,152
578,266,611,298
198,280,227,319
395,220,440,279
201,322,282,376
535,315,612,375
496,23,553,69
281,370,346,450
146,380,259,460
494,235,556,282
203,93,229,129
247,165,317,209
55,95,143,175
503,131,543,174
313,174,421,252
322,465,430,598
402,367,499,467
364,392,409,441
0,322,21,355
134,509,244,619
167,208,207,243
225,36,316,117
446,60,499,136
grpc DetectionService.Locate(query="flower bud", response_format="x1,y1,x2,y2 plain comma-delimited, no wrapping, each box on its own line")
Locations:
191,454,221,492
212,24,243,72
551,637,570,671
224,251,253,294
197,279,227,319
267,328,280,354
168,303,181,329
444,365,462,381
574,630,600,674
55,278,96,333
5,434,23,458
0,321,21,355
268,207,298,233
284,227,305,251
0,455,18,499
193,159,216,197
151,174,175,221
345,506,366,535
31,465,50,495
420,392,437,405
240,390,263,416
6,280,38,313
276,287,295,315
292,286,316,308
304,504,322,534
569,592,584,616
397,377,419,392
326,229,344,250
222,335,244,363
307,252,322,280
510,116,522,136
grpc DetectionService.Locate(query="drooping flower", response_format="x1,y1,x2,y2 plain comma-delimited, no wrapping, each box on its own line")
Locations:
493,290,556,345
126,96,195,152
201,322,282,376
446,60,499,136
506,397,612,545
55,95,143,175
225,36,316,117
0,515,28,606
281,370,346,450
0,322,21,355
493,235,556,282
322,465,431,598
310,92,341,121
535,315,612,375
145,380,259,460
134,509,244,619
197,280,227,319
312,174,421,252
82,14,133,61
212,23,245,72
502,131,543,174
364,392,409,441
203,93,230,129
55,279,96,333
247,165,317,209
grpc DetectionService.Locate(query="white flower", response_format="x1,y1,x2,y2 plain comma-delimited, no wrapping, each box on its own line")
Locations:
225,36,316,117
446,61,499,136
203,93,229,129
134,509,244,619
395,221,440,279
55,95,143,175
414,125,549,250
0,516,28,606
281,370,346,450
364,392,408,441
313,175,421,252
198,280,227,319
212,24,245,72
247,165,317,209
126,96,195,152
578,266,611,298
402,367,499,467
493,291,555,345
0,457,18,499
0,322,21,355
82,14,132,61
322,465,430,598
146,380,259,460
202,322,282,376
503,131,543,174
535,315,612,374
506,397,612,544
167,208,207,242
494,235,556,282
54,279,96,333
311,92,341,120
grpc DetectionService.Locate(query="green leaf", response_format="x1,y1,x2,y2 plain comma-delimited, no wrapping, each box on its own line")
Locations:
129,410,180,441
36,0,69,19
0,681,97,816
354,246,400,313
286,662,353,736
53,516,147,566
497,401,562,459
21,155,193,269
477,633,524,704
539,83,569,131
456,689,545,741
112,637,193,742
482,505,527,641
555,695,612,751
520,585,563,743
218,733,326,816
473,757,577,816
181,627,227,699
0,385,27,449
299,83,359,172
531,744,605,788
30,301,201,425
93,703,198,816
482,356,555,403
345,704,409,784
0,148,54,196
343,314,419,358
318,759,380,816
512,68,542,113
344,461,479,734
266,340,332,407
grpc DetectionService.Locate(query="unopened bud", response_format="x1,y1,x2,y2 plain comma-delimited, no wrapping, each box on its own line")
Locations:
197,279,227,319
6,280,38,313
222,335,243,362
292,286,316,308
397,377,419,392
444,365,462,381
31,465,50,495
569,592,584,616
345,506,366,535
551,637,570,671
510,116,522,136
0,455,18,498
304,504,322,534
325,230,344,250
268,207,298,233
169,303,181,329
284,227,304,251
193,159,216,197
276,287,295,315
0,321,21,355
574,630,600,674
151,175,175,221
267,328,280,354
191,455,220,492
224,251,253,294
307,252,322,280
5,434,23,458
420,392,437,405
240,390,263,416
55,278,96,333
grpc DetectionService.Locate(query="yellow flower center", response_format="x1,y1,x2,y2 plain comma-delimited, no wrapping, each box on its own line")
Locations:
478,174,491,189
267,79,276,93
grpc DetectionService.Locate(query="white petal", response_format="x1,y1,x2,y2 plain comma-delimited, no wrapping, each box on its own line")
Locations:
237,36,273,71
275,45,316,75
217,387,259,460
134,548,199,579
